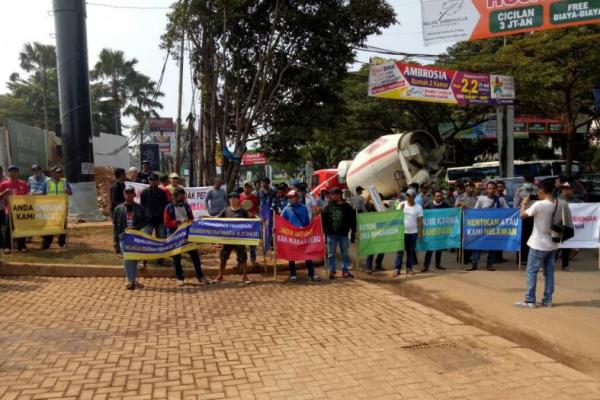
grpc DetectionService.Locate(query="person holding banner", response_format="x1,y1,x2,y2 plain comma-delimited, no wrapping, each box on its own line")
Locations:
164,188,208,286
113,186,145,290
0,165,30,253
557,181,582,272
140,172,169,266
393,188,423,277
515,180,573,308
215,192,252,284
41,167,72,249
467,182,508,272
240,181,260,267
322,187,356,280
363,198,385,274
421,190,448,272
281,190,321,282
0,166,9,254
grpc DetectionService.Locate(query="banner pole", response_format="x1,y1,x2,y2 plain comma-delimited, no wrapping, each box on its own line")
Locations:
597,247,599,271
261,220,267,276
355,210,359,278
518,250,521,272
272,218,277,281
8,196,14,253
460,208,464,268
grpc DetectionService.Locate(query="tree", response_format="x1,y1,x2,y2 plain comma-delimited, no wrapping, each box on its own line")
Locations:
123,73,164,139
164,0,396,189
91,49,138,136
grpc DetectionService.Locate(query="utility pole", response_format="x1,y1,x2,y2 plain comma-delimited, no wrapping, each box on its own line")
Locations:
174,31,185,174
187,113,195,186
53,0,102,220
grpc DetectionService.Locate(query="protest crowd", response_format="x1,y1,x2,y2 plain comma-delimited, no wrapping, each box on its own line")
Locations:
0,160,582,309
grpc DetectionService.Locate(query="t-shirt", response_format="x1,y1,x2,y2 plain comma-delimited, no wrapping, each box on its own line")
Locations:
126,204,135,228
398,202,423,234
240,193,259,217
174,204,188,223
221,207,249,219
0,179,30,213
475,196,508,209
525,199,559,251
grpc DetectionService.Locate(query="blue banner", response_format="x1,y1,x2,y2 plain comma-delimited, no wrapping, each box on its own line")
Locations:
188,218,261,245
416,208,462,251
463,208,522,251
123,224,201,261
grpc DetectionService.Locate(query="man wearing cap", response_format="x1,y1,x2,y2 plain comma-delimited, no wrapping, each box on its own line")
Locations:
27,164,47,195
322,187,356,279
127,166,141,183
113,186,145,290
204,178,227,217
282,190,321,282
240,181,260,266
215,192,252,284
273,183,289,215
42,167,72,249
167,172,184,197
138,161,151,184
351,186,367,213
141,172,169,241
557,181,582,272
0,165,30,252
164,188,207,286
393,188,423,276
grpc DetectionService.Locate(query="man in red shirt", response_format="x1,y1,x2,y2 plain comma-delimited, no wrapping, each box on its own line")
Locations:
240,181,259,266
0,165,30,253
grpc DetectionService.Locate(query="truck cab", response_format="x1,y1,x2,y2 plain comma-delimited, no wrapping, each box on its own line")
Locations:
310,169,347,196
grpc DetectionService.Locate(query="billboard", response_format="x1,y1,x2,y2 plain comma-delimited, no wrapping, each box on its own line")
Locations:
148,131,175,154
148,118,174,131
140,143,161,171
421,0,600,46
6,119,48,172
368,61,514,106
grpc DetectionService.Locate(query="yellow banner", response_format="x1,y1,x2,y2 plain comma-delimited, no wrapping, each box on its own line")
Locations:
9,195,67,238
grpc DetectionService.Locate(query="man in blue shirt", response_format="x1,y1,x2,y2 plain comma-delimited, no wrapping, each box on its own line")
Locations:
27,164,47,195
281,190,320,283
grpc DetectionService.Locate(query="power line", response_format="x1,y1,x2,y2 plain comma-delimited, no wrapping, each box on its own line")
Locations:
86,2,171,10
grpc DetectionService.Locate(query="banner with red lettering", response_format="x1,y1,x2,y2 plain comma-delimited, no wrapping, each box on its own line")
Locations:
560,203,600,249
274,214,325,261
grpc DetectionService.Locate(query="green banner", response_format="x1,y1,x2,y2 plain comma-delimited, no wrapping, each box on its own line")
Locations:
358,210,405,257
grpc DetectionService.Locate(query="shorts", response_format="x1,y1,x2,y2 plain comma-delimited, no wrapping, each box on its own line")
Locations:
220,245,247,263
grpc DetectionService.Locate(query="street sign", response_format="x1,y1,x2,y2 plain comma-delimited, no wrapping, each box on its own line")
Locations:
148,118,174,131
421,0,600,46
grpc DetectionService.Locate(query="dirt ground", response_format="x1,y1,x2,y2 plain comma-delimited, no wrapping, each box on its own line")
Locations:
357,249,600,379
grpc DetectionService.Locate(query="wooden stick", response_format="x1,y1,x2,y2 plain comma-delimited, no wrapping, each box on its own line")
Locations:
8,196,14,253
272,217,277,281
355,210,359,278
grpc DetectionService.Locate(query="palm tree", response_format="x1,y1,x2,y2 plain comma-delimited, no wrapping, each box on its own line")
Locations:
91,49,138,135
123,72,164,138
18,42,57,131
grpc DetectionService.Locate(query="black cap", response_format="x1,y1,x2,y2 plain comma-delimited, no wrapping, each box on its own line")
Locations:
356,186,365,192
330,187,343,194
228,191,240,198
148,172,159,180
124,186,136,193
51,166,63,173
141,160,150,164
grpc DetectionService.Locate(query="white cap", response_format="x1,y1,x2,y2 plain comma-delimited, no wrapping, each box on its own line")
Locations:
129,166,138,173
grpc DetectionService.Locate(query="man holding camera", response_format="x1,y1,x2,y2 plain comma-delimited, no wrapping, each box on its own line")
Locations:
515,180,573,309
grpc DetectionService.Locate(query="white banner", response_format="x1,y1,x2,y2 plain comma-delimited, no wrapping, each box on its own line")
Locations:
127,182,212,219
560,203,600,249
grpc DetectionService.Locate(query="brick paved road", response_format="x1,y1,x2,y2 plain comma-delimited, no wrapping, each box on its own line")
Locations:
0,275,598,400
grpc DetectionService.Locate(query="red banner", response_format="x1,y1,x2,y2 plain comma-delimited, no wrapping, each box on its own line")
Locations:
242,152,268,166
274,214,324,261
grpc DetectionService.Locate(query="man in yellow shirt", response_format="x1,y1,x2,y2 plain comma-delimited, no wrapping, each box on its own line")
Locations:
167,172,184,197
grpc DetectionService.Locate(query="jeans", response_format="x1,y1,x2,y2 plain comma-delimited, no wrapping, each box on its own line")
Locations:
143,223,166,238
119,239,138,283
327,234,350,273
172,250,204,281
365,254,384,270
424,250,442,269
289,260,315,278
472,250,495,268
525,248,557,304
249,245,257,262
395,233,418,272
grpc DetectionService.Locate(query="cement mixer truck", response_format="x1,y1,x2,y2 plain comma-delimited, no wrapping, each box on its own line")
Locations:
310,131,445,199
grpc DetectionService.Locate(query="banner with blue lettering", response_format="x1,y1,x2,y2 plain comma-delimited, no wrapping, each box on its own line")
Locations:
463,208,522,251
188,218,261,246
123,224,201,261
416,208,462,251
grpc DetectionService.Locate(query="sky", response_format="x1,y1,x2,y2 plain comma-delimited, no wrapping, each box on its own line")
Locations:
0,0,454,133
